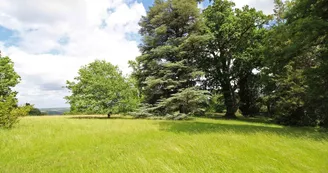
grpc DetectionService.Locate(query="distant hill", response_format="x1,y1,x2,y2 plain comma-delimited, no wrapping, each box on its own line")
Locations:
38,107,70,115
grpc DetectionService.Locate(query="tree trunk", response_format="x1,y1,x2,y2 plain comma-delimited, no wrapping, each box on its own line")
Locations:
238,75,250,117
222,80,238,119
238,72,260,117
179,105,185,114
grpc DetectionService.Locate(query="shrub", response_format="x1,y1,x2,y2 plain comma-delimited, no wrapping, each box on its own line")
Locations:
165,113,189,120
156,88,210,116
207,94,226,113
0,96,31,128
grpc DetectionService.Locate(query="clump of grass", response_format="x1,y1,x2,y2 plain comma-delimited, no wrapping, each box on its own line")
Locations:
0,115,327,173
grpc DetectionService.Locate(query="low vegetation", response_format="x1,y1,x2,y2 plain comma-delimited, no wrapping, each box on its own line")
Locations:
0,115,327,172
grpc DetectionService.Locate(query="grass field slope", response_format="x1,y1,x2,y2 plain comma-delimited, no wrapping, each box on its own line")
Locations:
1,115,327,173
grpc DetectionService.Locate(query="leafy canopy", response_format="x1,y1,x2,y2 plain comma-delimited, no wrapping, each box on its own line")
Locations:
65,60,140,114
0,54,30,128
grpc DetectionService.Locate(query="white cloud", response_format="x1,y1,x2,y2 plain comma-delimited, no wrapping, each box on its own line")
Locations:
198,2,205,10
0,0,146,108
233,0,275,14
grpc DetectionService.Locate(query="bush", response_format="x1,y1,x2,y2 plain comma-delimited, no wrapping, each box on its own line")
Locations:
129,103,190,120
0,97,31,128
274,105,317,127
207,94,225,113
129,111,154,119
128,104,155,118
157,88,210,115
165,113,189,120
29,108,42,116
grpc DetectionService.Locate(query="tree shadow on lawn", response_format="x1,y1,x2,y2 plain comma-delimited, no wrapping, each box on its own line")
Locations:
68,116,133,120
158,121,328,141
205,113,276,125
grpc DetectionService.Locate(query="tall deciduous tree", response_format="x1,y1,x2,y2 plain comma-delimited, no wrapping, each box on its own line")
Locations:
0,53,30,128
65,60,140,114
0,54,20,101
131,0,209,115
202,0,269,118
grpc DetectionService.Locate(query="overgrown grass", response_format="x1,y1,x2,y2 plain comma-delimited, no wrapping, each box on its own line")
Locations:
1,115,327,173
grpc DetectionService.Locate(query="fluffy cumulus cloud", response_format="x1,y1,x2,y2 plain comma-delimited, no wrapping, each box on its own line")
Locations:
233,0,275,14
0,0,146,108
0,0,274,108
198,0,275,14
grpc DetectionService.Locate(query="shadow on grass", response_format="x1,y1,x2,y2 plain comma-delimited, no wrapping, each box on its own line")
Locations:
207,116,276,125
68,116,133,120
158,121,328,141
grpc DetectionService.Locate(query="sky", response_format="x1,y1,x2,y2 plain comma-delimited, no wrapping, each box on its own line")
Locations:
0,0,274,108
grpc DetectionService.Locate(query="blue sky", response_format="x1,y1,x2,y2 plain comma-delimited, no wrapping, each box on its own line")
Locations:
0,0,274,108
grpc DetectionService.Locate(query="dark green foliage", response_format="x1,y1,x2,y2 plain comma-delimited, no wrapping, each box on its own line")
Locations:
271,64,316,126
201,0,269,118
207,94,226,113
131,0,209,117
25,103,42,116
156,87,210,115
129,88,205,119
29,108,42,116
237,71,261,117
65,60,140,115
263,0,328,126
57,0,327,127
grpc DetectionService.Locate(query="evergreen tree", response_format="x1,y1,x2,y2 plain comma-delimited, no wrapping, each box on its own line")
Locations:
263,0,328,126
131,0,209,116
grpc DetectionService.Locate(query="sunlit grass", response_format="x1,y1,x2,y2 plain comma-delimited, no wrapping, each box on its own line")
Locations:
1,115,327,173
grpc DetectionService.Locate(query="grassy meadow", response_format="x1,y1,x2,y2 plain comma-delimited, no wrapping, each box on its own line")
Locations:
0,115,328,173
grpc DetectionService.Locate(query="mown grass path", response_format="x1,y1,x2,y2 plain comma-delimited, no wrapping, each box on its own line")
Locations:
1,115,327,173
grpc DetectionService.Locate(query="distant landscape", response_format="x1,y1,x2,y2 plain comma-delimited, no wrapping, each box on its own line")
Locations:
38,107,70,115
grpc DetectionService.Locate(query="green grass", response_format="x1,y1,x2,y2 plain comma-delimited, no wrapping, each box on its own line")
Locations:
1,115,327,173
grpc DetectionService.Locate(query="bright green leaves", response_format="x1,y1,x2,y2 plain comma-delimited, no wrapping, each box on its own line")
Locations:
0,56,20,99
0,55,29,128
65,60,140,114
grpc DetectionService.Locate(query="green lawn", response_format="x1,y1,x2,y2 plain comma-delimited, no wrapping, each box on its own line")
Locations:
1,115,327,173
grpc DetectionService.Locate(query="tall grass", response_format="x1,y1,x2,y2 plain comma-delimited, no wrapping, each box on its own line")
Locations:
1,115,327,173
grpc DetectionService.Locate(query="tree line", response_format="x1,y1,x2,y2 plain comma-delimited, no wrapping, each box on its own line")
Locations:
67,0,327,127
1,0,327,128
127,0,327,126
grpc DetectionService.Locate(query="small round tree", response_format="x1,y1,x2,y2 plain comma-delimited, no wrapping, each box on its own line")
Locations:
65,60,140,115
